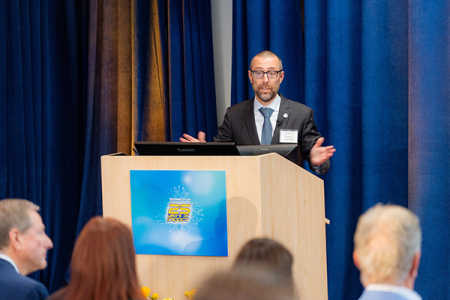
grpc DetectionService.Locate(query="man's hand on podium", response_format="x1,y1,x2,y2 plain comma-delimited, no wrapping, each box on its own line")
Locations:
179,131,206,143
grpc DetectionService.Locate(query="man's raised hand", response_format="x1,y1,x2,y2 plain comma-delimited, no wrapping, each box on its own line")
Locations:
179,131,206,143
309,137,336,166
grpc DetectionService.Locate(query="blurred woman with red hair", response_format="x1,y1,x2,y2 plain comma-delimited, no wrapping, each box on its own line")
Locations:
48,217,144,300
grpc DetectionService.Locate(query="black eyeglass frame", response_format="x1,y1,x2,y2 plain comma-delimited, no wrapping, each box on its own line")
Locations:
249,70,283,79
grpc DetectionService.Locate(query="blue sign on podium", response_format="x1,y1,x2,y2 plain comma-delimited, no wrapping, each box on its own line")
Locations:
130,170,228,256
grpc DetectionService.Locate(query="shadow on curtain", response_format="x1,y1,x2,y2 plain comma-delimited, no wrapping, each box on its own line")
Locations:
233,0,450,299
1,0,217,292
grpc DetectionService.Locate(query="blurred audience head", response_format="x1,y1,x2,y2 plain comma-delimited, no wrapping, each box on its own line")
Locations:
194,266,298,300
233,237,295,294
66,217,144,300
0,198,53,275
234,237,293,277
353,204,422,288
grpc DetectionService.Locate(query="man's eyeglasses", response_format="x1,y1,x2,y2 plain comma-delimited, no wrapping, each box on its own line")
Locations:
250,70,283,79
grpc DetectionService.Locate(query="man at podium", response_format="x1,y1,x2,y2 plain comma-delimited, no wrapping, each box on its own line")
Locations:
180,51,335,175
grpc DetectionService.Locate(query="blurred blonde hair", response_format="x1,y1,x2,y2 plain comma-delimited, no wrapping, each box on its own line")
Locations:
354,204,421,285
0,199,40,249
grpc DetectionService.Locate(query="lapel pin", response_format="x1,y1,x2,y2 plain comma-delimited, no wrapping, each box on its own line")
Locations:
283,113,288,118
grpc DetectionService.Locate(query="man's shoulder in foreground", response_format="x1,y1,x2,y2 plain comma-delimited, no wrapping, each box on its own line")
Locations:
0,259,49,300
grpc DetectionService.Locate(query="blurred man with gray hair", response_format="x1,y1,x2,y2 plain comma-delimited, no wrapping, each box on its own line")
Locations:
353,204,422,300
0,198,53,300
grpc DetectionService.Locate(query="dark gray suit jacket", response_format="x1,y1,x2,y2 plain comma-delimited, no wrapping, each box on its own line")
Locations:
214,93,330,174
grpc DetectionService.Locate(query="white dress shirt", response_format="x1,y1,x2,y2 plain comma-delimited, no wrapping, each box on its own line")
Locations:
254,94,281,144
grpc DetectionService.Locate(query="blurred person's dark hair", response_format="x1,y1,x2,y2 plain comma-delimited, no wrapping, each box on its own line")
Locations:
234,238,293,277
194,266,298,300
233,238,295,293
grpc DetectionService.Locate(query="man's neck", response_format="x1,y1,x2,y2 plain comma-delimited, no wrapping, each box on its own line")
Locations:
0,249,26,274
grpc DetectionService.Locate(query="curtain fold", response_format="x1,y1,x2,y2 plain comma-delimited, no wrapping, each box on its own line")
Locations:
167,0,218,141
231,0,304,105
1,0,82,291
409,0,450,298
133,0,167,143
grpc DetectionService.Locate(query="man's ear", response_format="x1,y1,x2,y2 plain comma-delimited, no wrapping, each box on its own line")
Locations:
279,71,285,83
353,250,360,269
8,228,22,250
410,252,421,279
248,70,253,83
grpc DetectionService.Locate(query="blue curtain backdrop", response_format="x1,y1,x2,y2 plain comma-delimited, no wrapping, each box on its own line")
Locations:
231,0,304,105
167,0,218,142
0,0,82,291
233,0,450,299
409,0,450,297
1,0,217,293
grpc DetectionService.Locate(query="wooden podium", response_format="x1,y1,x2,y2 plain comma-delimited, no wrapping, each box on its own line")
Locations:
101,153,328,300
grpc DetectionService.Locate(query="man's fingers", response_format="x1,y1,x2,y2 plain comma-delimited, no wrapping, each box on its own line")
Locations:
198,131,206,142
180,132,207,143
314,137,325,148
180,133,197,142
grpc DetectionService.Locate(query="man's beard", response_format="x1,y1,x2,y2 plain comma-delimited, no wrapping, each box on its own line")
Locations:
255,86,277,102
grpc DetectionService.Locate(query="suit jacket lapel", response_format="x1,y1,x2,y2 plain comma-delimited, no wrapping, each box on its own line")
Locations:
244,99,260,145
272,94,291,144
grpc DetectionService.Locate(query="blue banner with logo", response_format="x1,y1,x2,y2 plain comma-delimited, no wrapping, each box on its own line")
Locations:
130,170,228,256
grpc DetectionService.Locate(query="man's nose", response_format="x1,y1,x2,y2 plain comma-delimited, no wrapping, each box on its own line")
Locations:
46,234,53,249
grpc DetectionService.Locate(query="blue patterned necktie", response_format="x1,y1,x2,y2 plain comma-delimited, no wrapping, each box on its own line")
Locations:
259,107,274,145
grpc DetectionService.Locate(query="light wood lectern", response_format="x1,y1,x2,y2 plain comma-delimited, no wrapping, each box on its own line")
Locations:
101,153,328,300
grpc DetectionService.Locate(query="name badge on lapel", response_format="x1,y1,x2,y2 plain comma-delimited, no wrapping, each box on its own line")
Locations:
279,129,298,143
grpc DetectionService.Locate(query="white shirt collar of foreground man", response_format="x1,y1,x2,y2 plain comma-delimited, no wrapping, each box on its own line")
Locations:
0,253,20,273
365,284,422,300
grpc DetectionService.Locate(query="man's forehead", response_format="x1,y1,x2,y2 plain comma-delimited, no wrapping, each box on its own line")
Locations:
251,56,280,69
28,210,44,228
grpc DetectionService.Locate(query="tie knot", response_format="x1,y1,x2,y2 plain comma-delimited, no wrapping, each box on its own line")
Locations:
259,107,274,118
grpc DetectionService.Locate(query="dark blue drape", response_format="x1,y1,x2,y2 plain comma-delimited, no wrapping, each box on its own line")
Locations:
305,1,409,299
231,0,304,105
1,0,82,291
409,0,450,298
167,0,218,142
233,0,450,299
2,0,217,293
